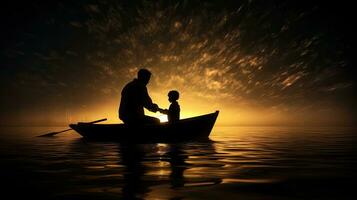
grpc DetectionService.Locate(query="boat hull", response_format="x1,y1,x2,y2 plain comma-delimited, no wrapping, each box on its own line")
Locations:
70,111,219,142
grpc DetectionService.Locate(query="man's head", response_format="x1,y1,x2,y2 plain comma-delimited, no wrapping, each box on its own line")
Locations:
137,68,151,85
168,90,179,102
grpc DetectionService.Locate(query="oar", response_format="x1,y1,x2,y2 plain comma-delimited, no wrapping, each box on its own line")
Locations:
37,118,107,137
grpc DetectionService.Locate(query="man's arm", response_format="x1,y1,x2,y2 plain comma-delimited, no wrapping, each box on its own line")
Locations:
143,87,158,112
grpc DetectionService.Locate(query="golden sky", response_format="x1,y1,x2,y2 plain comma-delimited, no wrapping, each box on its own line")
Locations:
0,1,355,126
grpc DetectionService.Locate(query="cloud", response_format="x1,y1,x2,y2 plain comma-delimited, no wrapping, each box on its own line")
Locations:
281,72,305,89
2,1,354,125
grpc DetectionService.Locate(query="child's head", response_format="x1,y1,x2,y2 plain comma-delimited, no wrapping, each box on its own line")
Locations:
168,90,179,102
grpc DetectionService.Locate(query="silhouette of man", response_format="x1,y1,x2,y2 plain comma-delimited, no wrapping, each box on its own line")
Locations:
119,68,160,125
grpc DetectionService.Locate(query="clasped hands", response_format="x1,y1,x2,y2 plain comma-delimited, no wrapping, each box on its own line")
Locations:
152,104,168,114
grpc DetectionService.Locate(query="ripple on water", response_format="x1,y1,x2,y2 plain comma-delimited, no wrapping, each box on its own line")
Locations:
0,126,355,199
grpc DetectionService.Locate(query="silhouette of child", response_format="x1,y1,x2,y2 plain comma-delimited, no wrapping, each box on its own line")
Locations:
159,90,180,123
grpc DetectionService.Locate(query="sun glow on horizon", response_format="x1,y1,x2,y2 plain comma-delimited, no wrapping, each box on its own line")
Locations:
157,114,168,123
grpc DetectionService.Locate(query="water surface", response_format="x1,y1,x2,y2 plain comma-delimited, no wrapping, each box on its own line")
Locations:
0,126,355,199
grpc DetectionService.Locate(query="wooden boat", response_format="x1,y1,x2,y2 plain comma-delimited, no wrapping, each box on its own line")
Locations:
70,111,219,142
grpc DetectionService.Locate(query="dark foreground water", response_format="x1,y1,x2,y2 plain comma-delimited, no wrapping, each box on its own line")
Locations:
0,126,356,200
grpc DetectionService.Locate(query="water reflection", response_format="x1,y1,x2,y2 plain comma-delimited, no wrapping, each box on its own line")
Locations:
167,144,188,188
117,141,221,199
1,126,356,199
120,144,148,199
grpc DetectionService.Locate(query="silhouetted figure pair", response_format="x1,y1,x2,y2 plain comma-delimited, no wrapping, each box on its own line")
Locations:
119,68,180,125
